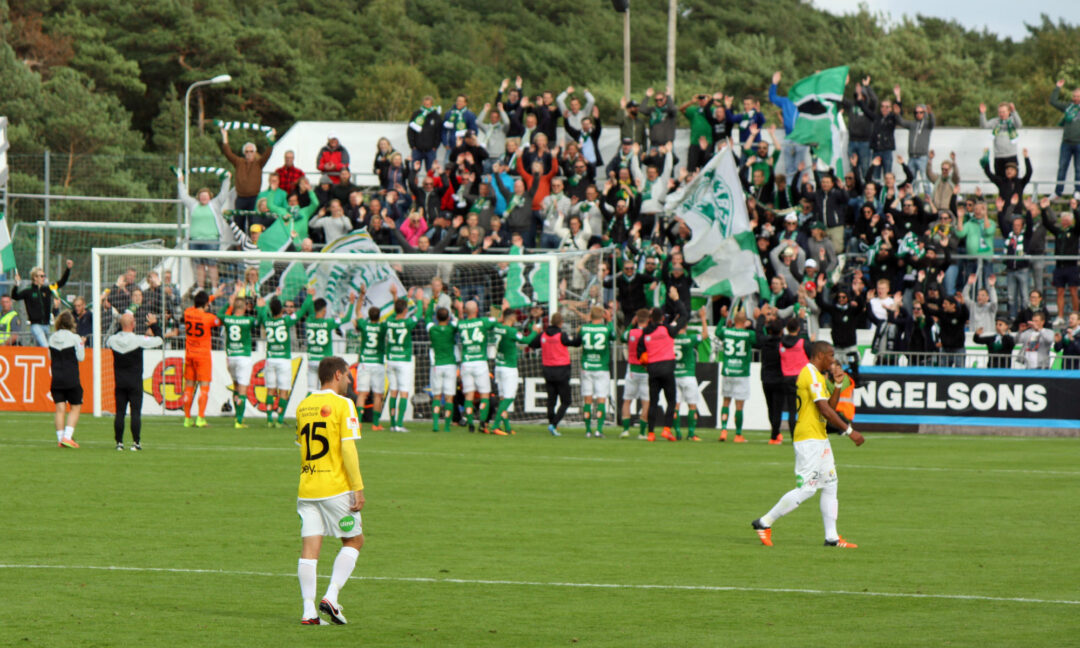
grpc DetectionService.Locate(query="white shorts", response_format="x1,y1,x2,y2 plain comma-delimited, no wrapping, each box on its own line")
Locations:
721,375,751,401
494,366,519,401
623,369,649,402
676,376,701,405
460,360,491,394
581,370,611,400
431,364,457,397
264,358,294,391
793,438,838,490
227,356,254,386
297,492,363,538
307,362,320,393
355,363,385,394
387,360,414,393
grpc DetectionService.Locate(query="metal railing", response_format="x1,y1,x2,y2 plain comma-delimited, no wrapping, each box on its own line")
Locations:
868,349,1075,370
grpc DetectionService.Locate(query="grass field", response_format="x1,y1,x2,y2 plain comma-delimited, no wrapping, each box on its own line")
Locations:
1,413,1078,647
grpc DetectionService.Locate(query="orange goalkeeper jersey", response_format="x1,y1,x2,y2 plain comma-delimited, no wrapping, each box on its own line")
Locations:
183,307,221,356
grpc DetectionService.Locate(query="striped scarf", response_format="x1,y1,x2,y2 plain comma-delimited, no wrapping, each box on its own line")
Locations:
214,120,275,143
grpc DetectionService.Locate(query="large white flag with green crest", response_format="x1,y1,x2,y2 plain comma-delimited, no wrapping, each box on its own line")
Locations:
666,147,769,298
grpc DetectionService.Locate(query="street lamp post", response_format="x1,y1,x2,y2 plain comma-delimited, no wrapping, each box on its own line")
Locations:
183,74,232,182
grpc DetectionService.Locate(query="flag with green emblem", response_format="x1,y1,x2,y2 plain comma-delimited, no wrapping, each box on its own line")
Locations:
0,212,15,273
786,65,850,173
504,244,530,308
665,147,769,298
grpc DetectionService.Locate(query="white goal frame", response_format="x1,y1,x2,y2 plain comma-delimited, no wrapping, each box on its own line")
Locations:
90,247,561,417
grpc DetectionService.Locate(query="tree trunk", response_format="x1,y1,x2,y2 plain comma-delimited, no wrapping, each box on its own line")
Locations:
64,142,74,188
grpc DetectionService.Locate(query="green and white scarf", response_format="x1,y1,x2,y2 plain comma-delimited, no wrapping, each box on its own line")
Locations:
991,117,1019,143
506,193,527,213
444,108,468,138
411,105,437,132
649,104,666,127
214,120,275,143
1060,103,1080,126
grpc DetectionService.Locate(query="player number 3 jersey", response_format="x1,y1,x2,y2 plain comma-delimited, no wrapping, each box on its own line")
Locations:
296,390,363,500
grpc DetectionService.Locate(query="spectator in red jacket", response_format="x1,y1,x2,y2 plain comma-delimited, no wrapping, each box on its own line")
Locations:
316,134,351,184
274,150,304,194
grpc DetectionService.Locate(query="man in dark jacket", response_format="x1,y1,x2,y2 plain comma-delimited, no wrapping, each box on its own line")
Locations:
981,151,1032,208
12,259,71,347
845,77,877,178
407,96,443,171
938,296,969,367
640,87,677,148
616,260,648,323
859,84,901,177
1042,197,1080,323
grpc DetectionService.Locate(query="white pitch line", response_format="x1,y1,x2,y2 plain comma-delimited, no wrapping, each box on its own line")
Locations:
0,563,1075,607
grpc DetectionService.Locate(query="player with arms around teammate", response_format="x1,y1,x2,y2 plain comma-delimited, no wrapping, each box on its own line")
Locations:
579,306,615,438
219,283,265,428
303,287,357,394
492,306,541,436
620,309,652,439
353,292,387,431
422,294,459,433
717,309,757,443
752,341,865,548
264,291,314,427
672,306,709,442
456,299,498,433
183,287,224,428
384,286,421,433
531,311,582,437
295,356,365,625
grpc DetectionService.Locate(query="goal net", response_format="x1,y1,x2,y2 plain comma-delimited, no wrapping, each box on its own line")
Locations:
90,240,618,429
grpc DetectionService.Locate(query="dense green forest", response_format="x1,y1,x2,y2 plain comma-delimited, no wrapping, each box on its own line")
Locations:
1,0,1079,208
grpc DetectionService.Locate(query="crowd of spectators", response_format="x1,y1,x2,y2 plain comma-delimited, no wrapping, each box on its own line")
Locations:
6,73,1080,370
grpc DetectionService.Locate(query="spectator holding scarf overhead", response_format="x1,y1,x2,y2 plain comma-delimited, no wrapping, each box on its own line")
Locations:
218,125,275,211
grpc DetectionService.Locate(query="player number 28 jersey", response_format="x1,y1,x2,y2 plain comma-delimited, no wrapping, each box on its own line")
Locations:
295,390,363,500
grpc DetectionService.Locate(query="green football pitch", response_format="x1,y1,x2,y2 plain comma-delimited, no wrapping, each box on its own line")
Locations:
1,413,1077,647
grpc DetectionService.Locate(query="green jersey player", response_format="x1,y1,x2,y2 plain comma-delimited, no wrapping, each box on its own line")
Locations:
218,283,265,428
456,300,498,433
383,286,420,432
353,290,387,431
717,310,757,442
262,292,313,427
578,306,615,438
302,288,356,394
422,295,459,432
671,306,710,441
491,307,541,436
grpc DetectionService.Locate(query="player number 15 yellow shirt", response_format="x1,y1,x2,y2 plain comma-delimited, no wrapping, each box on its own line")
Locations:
296,390,363,500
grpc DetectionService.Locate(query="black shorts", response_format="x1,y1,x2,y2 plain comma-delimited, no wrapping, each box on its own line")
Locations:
1052,266,1080,288
52,385,84,406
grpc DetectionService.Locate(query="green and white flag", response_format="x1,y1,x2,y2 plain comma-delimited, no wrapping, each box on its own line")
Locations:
529,261,550,304
504,244,530,308
786,65,850,173
665,148,769,298
313,231,406,324
0,212,16,273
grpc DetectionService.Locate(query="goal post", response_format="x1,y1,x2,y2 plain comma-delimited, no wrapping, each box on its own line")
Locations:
90,245,602,422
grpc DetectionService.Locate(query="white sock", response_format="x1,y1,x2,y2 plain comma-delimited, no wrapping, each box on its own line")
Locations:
56,429,64,442
298,558,318,618
761,487,816,527
63,425,74,440
820,481,839,542
324,546,359,604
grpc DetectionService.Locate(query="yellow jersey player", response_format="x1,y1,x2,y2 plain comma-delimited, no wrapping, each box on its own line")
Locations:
295,356,365,626
751,341,865,548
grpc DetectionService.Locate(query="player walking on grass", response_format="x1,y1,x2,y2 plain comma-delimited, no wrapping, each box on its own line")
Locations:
620,309,651,439
220,285,264,429
579,306,615,439
295,356,365,626
672,307,709,442
636,292,689,442
457,300,497,433
717,311,757,443
384,287,420,433
752,341,865,548
422,296,459,433
532,311,582,437
264,292,313,428
304,290,357,394
48,310,84,448
492,308,541,436
183,288,224,428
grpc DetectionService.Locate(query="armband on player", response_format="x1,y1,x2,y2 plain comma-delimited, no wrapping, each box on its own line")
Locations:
842,425,853,437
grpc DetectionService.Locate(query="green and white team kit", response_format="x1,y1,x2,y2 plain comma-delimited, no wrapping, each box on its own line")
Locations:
718,327,756,377
579,322,614,371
